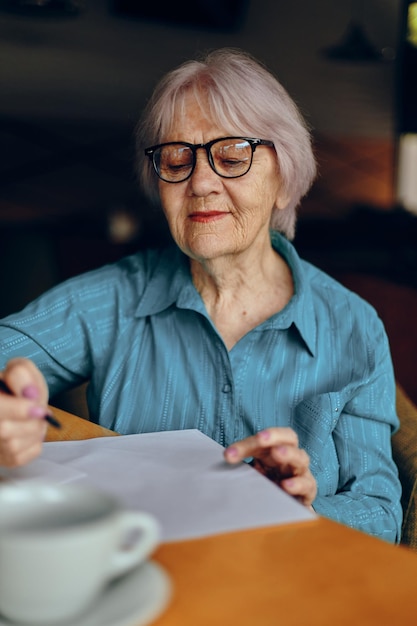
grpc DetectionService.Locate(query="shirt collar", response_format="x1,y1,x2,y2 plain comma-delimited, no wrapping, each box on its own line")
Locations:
267,231,317,356
134,246,206,317
135,232,317,356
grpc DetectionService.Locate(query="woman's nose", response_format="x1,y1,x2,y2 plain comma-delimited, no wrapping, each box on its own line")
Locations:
188,150,222,195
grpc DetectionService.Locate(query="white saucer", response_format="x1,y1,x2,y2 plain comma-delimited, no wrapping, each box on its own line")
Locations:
0,561,172,626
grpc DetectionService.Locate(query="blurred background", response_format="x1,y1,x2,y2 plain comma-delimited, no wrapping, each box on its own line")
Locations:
0,0,416,407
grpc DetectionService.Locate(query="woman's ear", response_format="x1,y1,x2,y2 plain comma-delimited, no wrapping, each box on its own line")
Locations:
272,160,289,210
274,187,290,211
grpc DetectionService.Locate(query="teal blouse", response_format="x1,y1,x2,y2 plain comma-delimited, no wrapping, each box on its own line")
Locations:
0,232,402,542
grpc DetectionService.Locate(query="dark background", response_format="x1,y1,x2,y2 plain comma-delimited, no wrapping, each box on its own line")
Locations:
0,0,416,407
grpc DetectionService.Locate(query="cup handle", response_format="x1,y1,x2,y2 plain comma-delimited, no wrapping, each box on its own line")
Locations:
108,511,160,579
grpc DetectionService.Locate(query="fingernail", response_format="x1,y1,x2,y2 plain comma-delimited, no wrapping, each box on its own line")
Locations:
29,406,46,419
259,430,270,440
277,445,288,455
225,446,238,458
22,385,40,400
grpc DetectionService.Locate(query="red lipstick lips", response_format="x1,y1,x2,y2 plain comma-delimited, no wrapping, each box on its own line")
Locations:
189,211,227,223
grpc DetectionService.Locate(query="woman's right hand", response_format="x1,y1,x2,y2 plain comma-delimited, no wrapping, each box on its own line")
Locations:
0,358,49,467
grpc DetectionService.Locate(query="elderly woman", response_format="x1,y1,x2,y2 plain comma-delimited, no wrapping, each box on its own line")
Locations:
0,48,402,542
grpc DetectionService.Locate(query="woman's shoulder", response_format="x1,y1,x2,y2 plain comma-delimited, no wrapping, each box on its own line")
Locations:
301,260,386,336
8,246,178,322
273,231,381,323
60,246,177,293
302,260,369,304
274,232,377,317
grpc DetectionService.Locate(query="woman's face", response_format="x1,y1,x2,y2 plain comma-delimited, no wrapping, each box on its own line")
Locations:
158,96,287,263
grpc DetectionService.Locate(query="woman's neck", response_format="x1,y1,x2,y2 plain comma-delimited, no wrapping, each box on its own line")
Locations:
190,244,294,350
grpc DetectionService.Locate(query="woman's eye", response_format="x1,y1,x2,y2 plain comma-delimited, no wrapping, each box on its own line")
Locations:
168,163,191,170
223,159,244,165
220,158,248,170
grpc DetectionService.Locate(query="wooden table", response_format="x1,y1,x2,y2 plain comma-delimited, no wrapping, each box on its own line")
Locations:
47,408,417,625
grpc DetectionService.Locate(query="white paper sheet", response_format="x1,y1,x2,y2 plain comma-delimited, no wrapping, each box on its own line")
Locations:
2,429,315,541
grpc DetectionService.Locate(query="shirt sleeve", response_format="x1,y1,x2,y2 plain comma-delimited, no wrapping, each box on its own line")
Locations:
0,264,126,396
311,313,403,544
0,285,93,394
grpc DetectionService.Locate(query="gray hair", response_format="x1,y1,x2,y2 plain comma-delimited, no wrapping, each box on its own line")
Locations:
136,48,316,239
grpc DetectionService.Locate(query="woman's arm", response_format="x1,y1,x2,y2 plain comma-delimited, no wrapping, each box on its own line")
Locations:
225,416,401,543
225,312,402,544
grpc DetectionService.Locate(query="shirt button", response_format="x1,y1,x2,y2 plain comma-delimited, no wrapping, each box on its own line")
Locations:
222,384,232,393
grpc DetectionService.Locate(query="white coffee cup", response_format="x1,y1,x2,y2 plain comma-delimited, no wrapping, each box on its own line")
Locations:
0,483,160,625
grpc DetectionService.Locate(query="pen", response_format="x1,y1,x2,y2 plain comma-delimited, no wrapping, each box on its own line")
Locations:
0,379,62,429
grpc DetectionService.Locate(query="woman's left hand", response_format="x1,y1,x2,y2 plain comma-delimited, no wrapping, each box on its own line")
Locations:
224,427,317,509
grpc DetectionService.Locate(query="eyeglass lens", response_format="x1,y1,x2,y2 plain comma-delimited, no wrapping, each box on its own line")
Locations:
154,138,254,182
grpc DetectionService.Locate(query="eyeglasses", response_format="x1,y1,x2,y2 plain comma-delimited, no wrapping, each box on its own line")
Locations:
144,136,275,183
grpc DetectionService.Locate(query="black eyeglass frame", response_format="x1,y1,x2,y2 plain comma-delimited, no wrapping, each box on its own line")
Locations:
144,136,275,183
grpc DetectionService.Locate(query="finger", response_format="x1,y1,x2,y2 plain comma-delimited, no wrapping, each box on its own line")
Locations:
0,361,48,468
2,358,49,404
0,392,50,423
280,473,317,507
0,414,47,465
251,446,310,483
269,445,311,477
0,412,48,441
224,427,299,464
0,431,46,468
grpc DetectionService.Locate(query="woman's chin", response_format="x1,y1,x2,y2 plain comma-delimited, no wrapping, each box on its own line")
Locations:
181,234,237,263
